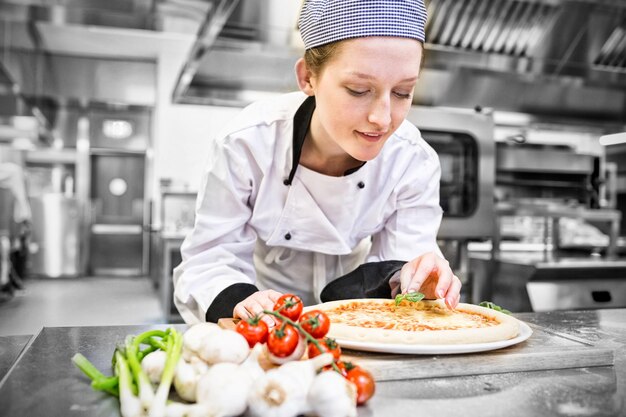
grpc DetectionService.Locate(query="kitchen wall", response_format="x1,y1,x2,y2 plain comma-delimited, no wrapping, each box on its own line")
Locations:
152,36,242,227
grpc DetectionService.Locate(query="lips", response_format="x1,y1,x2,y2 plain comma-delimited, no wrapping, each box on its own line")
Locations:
356,131,386,142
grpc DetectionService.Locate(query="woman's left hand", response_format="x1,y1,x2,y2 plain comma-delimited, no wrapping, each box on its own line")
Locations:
399,252,461,309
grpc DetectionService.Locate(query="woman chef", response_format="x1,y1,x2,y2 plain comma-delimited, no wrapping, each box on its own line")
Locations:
173,0,462,325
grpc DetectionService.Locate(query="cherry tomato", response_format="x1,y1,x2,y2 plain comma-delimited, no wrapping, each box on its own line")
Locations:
235,316,268,348
298,310,330,338
273,294,303,321
307,337,341,361
267,324,300,357
346,366,376,405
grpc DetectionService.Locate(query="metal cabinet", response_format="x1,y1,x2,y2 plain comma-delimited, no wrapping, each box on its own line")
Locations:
155,235,184,323
153,190,196,322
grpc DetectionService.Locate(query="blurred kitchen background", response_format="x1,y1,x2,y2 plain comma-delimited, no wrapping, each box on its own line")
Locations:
1,0,626,335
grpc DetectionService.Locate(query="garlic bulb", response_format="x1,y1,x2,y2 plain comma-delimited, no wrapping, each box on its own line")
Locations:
164,402,210,417
247,367,306,417
307,371,357,417
141,350,167,385
240,343,266,382
188,355,210,376
247,352,334,417
173,359,199,403
276,352,333,391
196,362,253,417
174,352,213,403
182,323,222,361
198,329,249,364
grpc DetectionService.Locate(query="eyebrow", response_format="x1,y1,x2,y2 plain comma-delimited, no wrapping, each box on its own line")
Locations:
346,71,418,83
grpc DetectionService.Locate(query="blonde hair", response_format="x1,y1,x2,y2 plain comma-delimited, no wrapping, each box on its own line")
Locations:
303,40,425,76
303,42,343,76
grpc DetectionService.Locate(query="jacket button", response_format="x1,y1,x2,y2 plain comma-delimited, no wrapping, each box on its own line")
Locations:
283,179,291,186
357,181,365,189
284,232,292,240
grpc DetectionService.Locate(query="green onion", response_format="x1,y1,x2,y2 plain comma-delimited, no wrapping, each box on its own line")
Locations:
72,353,119,397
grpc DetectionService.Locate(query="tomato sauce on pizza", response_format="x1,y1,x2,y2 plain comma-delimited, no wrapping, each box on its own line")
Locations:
305,299,520,345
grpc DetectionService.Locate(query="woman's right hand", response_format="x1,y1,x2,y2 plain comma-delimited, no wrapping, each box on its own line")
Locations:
233,289,283,328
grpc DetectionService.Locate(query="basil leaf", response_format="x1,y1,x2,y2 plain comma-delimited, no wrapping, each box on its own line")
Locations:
479,301,512,315
395,291,425,306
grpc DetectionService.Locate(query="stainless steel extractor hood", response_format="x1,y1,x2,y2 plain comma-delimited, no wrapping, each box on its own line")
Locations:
173,0,626,123
2,0,625,123
0,0,186,131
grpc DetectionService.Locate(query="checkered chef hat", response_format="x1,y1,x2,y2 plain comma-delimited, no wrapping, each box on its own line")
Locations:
299,0,428,50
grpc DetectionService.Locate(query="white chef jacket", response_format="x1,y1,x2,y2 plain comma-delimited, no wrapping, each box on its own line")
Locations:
173,92,443,324
0,162,31,223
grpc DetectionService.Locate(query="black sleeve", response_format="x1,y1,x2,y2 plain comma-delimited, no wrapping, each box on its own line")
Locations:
205,283,259,323
320,260,406,302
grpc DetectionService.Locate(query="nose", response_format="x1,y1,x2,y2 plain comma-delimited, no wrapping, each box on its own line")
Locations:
367,95,391,130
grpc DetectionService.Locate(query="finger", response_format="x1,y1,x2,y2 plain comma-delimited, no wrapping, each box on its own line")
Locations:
451,292,461,310
406,256,437,293
433,265,454,299
445,275,462,309
261,315,277,328
246,299,277,327
453,292,461,309
245,299,266,317
259,301,280,327
253,296,272,314
262,292,282,311
233,304,251,320
267,290,283,303
258,290,282,320
399,262,417,294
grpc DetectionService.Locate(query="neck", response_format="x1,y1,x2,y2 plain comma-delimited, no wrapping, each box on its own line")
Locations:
301,135,364,177
299,111,362,177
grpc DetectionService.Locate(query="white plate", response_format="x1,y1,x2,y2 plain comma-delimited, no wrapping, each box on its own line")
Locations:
335,321,533,355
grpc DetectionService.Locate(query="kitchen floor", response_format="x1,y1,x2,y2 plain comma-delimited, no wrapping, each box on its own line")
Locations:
0,276,165,337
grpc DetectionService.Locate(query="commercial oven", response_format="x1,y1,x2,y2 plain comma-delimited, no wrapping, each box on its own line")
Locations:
405,106,495,240
470,131,626,312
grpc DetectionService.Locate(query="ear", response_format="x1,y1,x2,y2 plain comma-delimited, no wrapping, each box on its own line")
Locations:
294,58,315,96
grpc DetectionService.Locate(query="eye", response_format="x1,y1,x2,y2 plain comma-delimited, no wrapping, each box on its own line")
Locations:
346,88,368,96
393,91,412,99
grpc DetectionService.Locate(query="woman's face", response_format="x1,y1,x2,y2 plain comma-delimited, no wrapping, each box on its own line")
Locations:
304,37,423,162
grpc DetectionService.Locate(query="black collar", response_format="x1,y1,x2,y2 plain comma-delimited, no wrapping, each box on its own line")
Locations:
285,95,316,186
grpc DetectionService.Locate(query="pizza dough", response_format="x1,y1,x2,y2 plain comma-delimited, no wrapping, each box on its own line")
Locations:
305,299,521,345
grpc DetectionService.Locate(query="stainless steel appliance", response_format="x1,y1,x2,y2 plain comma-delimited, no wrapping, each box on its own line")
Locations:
604,135,626,236
152,188,195,322
496,142,601,207
471,132,626,312
405,106,495,240
526,265,626,311
472,251,626,312
29,193,80,277
22,147,88,278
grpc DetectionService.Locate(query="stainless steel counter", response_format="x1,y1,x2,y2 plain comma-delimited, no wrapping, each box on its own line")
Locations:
0,335,31,382
0,310,624,417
